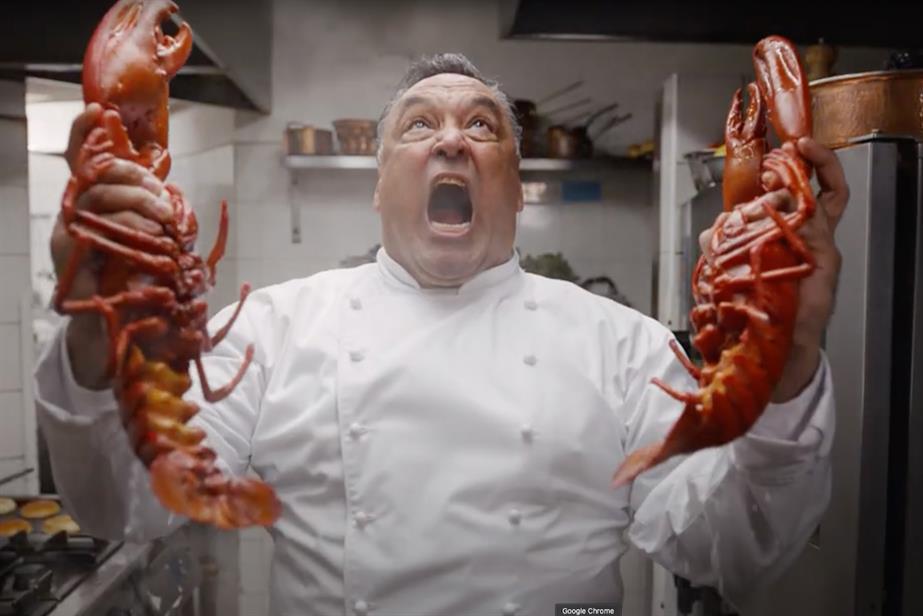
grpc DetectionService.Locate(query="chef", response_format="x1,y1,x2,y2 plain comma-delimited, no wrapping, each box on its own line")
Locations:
35,53,847,615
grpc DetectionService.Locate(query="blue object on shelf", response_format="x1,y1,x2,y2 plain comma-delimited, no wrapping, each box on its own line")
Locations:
561,180,602,202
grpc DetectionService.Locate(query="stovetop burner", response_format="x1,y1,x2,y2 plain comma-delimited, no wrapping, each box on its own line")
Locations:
0,532,120,616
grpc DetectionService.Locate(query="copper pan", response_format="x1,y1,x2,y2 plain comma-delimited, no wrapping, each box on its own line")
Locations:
810,69,923,149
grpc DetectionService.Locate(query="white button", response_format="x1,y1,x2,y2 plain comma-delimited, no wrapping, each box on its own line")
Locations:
350,297,363,310
524,299,537,311
523,354,537,366
349,350,365,362
354,599,369,614
348,423,365,440
354,510,371,527
520,425,534,442
508,509,522,526
502,602,519,615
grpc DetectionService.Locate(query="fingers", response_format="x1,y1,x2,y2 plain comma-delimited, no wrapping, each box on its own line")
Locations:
75,182,172,225
798,136,849,226
65,103,103,172
95,158,168,198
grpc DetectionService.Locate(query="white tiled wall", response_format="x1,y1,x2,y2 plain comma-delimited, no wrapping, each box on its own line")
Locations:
168,102,239,314
0,79,34,492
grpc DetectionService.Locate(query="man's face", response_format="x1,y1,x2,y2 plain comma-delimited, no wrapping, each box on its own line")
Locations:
374,73,523,288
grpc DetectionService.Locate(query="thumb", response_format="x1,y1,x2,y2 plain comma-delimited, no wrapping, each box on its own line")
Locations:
65,103,104,173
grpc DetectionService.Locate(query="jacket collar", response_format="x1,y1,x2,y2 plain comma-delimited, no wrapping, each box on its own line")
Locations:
376,247,521,296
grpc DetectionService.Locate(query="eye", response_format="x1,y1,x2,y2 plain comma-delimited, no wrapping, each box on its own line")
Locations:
408,118,430,131
469,118,493,131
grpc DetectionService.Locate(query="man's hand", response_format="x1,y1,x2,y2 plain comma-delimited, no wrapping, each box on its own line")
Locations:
52,103,172,390
699,136,848,402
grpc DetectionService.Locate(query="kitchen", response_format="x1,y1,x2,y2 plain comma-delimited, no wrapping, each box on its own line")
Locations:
0,0,920,615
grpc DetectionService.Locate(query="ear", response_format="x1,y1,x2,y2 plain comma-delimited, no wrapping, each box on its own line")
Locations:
373,182,381,212
515,181,524,213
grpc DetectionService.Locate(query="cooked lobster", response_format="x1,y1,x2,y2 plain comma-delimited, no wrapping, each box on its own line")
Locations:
612,36,816,487
53,0,280,528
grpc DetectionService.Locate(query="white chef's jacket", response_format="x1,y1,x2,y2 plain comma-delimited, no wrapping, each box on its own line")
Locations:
35,249,834,616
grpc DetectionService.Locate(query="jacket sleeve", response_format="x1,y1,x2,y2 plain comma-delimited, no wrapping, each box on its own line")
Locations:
33,300,267,543
621,324,834,608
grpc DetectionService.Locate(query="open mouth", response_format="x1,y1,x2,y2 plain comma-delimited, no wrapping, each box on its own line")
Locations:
427,179,473,231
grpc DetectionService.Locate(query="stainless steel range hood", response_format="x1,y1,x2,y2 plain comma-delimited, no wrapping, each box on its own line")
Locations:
500,0,923,47
0,0,271,112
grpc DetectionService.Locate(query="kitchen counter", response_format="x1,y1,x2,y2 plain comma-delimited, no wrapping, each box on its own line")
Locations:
51,540,150,616
51,523,211,616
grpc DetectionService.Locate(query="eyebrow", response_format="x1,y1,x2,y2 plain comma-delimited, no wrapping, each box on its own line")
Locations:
394,94,504,119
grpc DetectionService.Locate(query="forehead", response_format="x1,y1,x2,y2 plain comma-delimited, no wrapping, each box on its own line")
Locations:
399,73,499,106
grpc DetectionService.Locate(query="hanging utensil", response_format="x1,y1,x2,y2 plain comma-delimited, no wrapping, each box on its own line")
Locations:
559,110,592,128
592,112,633,140
542,97,592,118
583,101,621,129
536,79,585,107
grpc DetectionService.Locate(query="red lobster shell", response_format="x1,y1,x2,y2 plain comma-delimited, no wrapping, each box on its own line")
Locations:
53,0,280,528
612,36,817,487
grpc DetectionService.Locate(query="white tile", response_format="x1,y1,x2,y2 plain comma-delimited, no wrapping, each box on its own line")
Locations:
238,592,269,616
237,259,265,293
0,118,28,188
234,205,266,259
0,391,24,458
297,201,380,261
235,144,288,204
559,203,607,261
209,260,241,317
0,458,27,494
260,259,312,287
169,105,236,157
0,81,25,119
515,205,561,258
28,153,70,216
0,256,29,324
0,186,29,255
0,324,21,391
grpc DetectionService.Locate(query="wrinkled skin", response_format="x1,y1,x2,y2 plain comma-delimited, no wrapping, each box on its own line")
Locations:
374,73,524,287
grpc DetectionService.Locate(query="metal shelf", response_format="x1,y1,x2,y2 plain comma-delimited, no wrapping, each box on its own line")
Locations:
283,154,651,171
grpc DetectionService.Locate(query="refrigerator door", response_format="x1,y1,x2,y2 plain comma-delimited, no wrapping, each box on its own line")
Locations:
741,141,900,616
900,144,923,616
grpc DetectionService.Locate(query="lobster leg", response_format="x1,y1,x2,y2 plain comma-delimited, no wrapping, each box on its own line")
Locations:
71,210,177,257
205,284,252,350
68,223,179,276
666,339,701,379
651,377,701,404
194,344,256,403
205,200,229,286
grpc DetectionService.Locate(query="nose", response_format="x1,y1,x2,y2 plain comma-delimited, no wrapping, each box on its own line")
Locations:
432,126,468,160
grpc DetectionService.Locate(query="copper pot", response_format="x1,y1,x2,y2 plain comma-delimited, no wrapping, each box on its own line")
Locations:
546,125,593,159
811,69,923,149
332,119,378,155
547,125,577,159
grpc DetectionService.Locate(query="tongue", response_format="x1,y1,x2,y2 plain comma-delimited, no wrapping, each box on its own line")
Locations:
431,205,468,225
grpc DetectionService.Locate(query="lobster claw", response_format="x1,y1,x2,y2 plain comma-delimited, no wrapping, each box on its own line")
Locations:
753,36,812,145
158,20,192,79
722,83,766,211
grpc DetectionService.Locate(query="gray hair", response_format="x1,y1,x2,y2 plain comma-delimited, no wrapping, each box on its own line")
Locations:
376,53,522,160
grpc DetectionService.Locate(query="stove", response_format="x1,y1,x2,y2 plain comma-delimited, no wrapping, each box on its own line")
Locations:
0,493,121,616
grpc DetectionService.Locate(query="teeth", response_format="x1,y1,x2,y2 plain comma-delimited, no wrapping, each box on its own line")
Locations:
436,178,466,187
